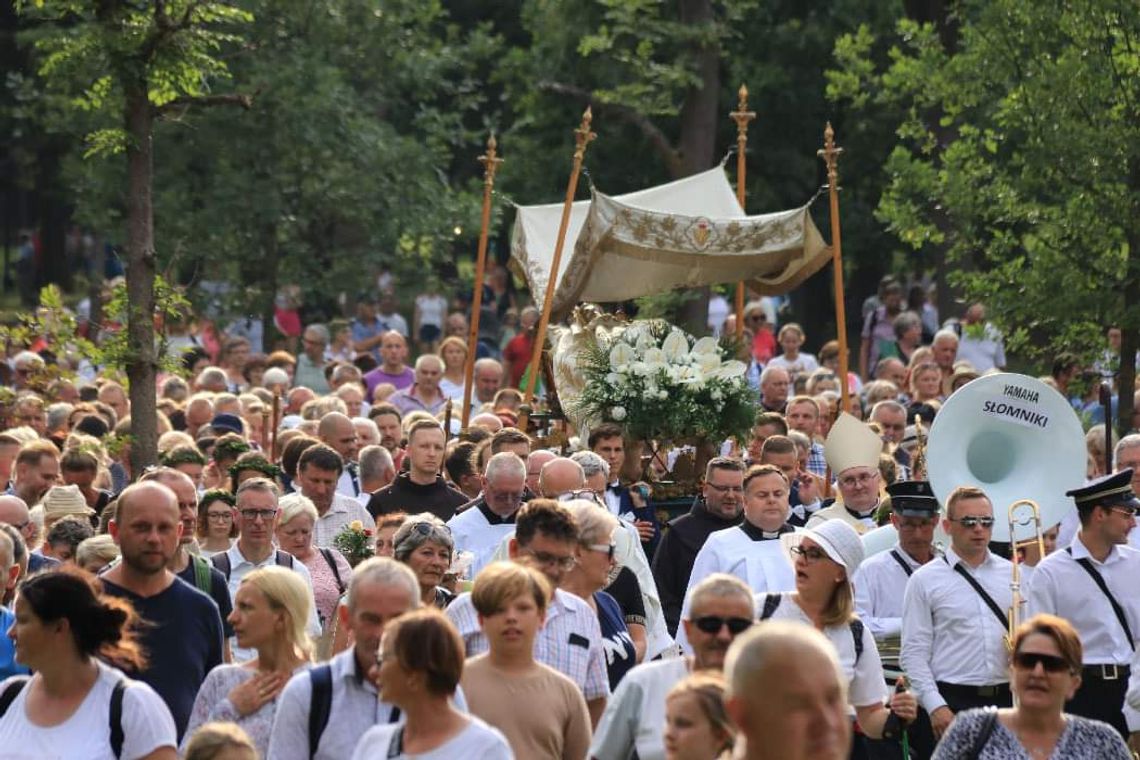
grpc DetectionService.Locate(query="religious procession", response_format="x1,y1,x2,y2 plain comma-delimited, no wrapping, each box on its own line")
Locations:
3,2,1139,760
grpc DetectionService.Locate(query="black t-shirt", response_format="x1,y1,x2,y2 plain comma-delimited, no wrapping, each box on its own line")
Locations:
366,472,469,522
175,558,235,638
604,565,647,628
101,575,224,741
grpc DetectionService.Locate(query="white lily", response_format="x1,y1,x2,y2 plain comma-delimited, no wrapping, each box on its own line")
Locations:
708,360,747,379
609,342,636,368
690,336,720,356
662,330,689,361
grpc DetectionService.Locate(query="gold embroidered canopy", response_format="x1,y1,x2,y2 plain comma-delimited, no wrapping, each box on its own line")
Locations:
510,167,831,317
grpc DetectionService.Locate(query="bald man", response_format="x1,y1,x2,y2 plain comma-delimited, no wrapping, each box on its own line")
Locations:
725,621,851,760
319,412,361,497
0,494,56,573
538,457,587,498
101,481,225,740
526,450,557,494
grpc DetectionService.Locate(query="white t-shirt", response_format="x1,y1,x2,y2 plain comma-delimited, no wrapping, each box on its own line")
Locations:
415,294,448,329
351,715,513,759
589,656,689,760
0,662,177,760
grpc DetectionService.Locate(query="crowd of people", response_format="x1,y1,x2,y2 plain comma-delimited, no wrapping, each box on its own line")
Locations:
0,271,1136,760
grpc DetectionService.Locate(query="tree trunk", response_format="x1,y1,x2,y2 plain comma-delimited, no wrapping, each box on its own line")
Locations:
36,138,72,292
674,0,719,335
1118,162,1140,438
124,80,158,476
260,222,279,354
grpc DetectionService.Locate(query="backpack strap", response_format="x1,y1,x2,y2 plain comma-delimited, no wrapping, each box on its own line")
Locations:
760,593,782,620
307,664,333,759
849,617,864,664
109,678,127,759
967,708,998,759
210,551,232,582
319,548,346,595
275,550,296,569
0,677,29,717
191,554,212,594
386,725,405,758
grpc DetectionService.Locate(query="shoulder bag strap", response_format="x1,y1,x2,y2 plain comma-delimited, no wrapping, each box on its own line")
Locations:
888,549,914,577
386,725,405,758
951,563,1008,631
849,617,864,664
1066,548,1135,650
109,678,127,758
210,551,232,582
968,708,998,760
760,593,781,620
307,664,333,759
319,548,345,595
0,677,29,717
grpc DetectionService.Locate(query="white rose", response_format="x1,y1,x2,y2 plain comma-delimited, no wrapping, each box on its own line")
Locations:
658,389,668,400
611,406,627,421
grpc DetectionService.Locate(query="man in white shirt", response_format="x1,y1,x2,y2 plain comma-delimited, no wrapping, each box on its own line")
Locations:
210,478,321,661
591,574,754,760
448,452,527,576
954,303,1006,372
1029,469,1140,740
901,485,1012,751
295,445,374,548
808,413,885,534
269,558,422,760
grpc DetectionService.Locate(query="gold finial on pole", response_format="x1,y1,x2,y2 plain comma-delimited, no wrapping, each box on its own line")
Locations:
461,133,505,430
520,107,597,432
817,122,851,414
730,84,756,342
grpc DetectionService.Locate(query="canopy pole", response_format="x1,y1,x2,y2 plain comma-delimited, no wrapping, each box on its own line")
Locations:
730,84,755,342
461,134,504,429
519,108,597,432
818,122,850,413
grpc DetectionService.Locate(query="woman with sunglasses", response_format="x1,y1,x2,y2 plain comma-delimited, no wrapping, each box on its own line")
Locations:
196,489,238,558
560,502,637,689
759,519,916,758
392,513,456,609
933,614,1130,759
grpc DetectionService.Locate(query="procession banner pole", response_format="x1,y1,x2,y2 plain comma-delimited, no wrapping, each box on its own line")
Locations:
519,107,597,431
461,134,504,429
818,122,851,413
730,84,755,341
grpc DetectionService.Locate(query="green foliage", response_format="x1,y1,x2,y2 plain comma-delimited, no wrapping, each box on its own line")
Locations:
828,0,1140,368
97,275,194,379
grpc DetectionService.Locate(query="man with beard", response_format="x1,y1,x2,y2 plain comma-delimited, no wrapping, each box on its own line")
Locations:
139,467,233,662
368,402,406,472
268,559,424,760
653,458,746,637
591,574,755,760
100,481,225,741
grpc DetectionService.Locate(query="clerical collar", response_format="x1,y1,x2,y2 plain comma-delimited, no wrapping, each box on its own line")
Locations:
845,503,878,521
477,499,516,526
739,520,793,541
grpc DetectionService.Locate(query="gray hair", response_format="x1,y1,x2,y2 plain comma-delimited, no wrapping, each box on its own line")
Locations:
414,354,443,372
561,499,620,546
359,444,394,481
46,402,74,432
1115,434,1140,461
485,451,526,482
235,477,280,505
392,512,454,563
870,399,907,420
473,357,503,376
688,573,756,618
932,328,959,346
759,365,789,385
195,366,228,389
347,557,422,612
570,450,609,480
12,351,44,371
304,323,330,344
892,311,921,340
725,620,845,701
0,529,12,574
278,493,319,527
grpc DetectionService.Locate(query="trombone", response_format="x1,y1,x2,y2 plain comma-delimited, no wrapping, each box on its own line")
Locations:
1007,499,1046,647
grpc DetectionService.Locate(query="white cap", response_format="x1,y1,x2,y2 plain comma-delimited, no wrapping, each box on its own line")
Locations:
781,518,865,574
824,412,882,474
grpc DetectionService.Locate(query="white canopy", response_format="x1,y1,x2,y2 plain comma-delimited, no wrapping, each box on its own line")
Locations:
510,167,832,316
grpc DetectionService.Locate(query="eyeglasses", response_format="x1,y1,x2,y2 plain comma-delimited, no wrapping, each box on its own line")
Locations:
525,550,577,571
706,483,744,494
585,543,615,560
1013,651,1071,673
692,616,753,635
949,516,995,529
207,512,234,521
1111,506,1138,518
239,508,278,522
488,490,525,504
790,546,829,563
558,489,602,504
839,472,877,488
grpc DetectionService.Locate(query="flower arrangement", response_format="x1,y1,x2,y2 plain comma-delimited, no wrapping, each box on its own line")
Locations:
332,520,374,567
569,320,757,445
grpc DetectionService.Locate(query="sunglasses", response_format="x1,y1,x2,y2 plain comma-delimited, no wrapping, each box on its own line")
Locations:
949,516,995,529
693,616,753,635
410,521,451,537
1013,651,1070,673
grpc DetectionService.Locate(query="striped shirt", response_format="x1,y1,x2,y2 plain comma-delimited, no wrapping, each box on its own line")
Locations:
312,492,376,549
447,588,610,701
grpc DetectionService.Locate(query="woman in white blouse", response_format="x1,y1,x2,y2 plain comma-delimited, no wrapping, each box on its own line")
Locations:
181,567,311,756
759,519,917,757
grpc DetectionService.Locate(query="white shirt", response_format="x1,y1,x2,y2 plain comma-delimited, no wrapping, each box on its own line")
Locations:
677,524,796,653
900,546,1013,713
446,503,516,578
268,648,470,760
766,352,820,376
312,492,375,549
220,544,321,661
763,594,889,710
955,323,1006,372
336,468,361,499
351,716,512,760
415,293,448,329
853,543,927,641
589,657,689,760
0,662,176,760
